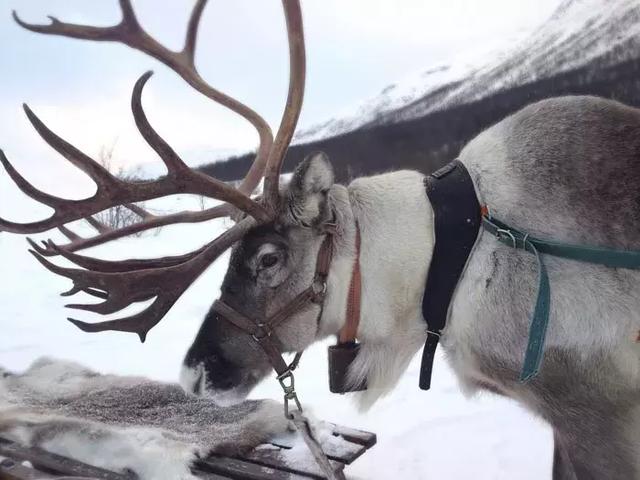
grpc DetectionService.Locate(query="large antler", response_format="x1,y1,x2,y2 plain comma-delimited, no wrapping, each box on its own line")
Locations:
1,0,306,341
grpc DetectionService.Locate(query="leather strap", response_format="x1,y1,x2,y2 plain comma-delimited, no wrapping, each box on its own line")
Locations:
339,223,361,344
291,411,346,480
420,160,481,390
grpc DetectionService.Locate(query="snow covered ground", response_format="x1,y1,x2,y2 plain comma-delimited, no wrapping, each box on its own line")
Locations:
0,192,553,479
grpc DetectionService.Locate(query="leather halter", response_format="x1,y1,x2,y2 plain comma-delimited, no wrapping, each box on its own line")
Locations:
211,229,335,378
211,220,366,407
212,223,352,480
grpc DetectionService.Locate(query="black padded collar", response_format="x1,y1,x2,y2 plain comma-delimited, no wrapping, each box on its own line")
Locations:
420,160,481,390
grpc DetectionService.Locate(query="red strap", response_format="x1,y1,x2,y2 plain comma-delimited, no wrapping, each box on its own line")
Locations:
339,223,361,344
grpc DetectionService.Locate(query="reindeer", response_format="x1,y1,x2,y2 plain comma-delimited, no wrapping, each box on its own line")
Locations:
2,2,640,479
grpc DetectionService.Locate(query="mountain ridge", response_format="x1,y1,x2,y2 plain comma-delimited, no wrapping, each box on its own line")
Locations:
199,0,640,183
294,0,640,143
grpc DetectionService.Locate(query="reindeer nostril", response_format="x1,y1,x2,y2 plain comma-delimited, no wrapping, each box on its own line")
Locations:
203,355,238,391
217,377,236,390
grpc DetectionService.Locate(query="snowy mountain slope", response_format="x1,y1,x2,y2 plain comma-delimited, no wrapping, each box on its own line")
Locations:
293,43,517,143
295,0,640,143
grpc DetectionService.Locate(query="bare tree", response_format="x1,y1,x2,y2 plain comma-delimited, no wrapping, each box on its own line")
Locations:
94,144,148,235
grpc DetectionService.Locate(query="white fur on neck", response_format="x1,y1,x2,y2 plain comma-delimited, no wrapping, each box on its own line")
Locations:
320,170,435,409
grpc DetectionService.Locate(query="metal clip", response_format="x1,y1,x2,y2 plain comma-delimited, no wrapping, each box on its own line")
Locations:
284,390,303,419
277,370,303,419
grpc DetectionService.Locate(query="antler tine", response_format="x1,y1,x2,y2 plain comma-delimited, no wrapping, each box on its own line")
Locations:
0,148,68,208
0,72,271,235
183,0,208,64
24,105,118,184
262,1,306,208
26,237,208,273
12,11,123,43
85,217,112,234
28,216,256,342
57,225,82,242
7,1,309,341
13,1,273,200
124,203,153,219
131,71,189,175
34,205,233,255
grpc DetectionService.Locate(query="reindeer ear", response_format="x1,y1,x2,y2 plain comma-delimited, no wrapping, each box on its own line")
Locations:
287,151,334,226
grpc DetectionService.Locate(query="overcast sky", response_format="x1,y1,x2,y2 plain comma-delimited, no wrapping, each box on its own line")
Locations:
0,0,562,209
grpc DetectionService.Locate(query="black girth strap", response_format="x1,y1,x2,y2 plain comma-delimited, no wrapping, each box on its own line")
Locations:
420,160,481,390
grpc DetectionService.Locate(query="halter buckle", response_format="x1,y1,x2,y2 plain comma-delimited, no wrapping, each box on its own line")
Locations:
496,228,530,250
496,228,517,248
311,277,327,302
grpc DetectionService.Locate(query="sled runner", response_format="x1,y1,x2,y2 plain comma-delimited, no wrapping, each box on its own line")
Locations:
0,424,376,480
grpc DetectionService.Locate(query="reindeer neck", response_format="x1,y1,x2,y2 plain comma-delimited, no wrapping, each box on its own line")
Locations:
320,170,435,349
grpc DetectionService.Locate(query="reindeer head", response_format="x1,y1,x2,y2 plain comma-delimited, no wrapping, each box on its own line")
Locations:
181,152,338,403
1,1,343,405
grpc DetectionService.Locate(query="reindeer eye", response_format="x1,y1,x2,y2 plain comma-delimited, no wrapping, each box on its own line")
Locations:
260,253,279,269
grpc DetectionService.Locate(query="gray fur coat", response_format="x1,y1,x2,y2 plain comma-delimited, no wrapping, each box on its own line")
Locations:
0,357,289,479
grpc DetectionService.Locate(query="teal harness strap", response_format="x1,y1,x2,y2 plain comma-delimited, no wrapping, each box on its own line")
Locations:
482,215,640,382
520,242,550,382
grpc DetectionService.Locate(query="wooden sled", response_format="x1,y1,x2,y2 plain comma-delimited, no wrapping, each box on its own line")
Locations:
0,424,376,480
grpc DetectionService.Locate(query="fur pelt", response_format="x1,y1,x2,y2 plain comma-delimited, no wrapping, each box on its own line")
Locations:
0,357,289,480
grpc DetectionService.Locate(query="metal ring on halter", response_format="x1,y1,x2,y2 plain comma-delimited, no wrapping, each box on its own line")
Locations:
277,369,295,388
311,277,328,300
251,324,271,342
496,228,517,248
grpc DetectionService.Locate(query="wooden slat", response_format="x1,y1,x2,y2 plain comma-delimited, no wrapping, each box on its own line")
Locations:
314,440,361,465
197,455,312,480
329,425,377,448
237,446,343,480
0,458,59,480
0,438,130,480
270,438,361,466
191,468,234,480
270,425,373,465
